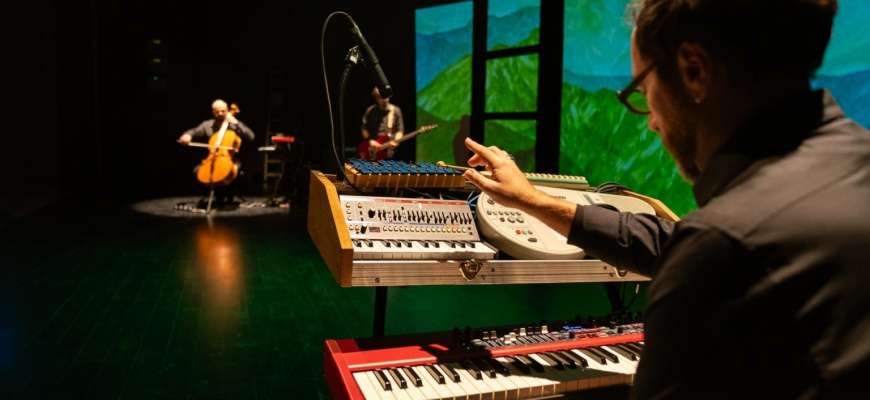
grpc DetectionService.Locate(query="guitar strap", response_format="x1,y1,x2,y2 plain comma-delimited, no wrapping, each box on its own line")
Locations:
386,104,395,134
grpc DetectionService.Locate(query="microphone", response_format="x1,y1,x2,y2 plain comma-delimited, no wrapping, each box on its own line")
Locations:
348,17,393,99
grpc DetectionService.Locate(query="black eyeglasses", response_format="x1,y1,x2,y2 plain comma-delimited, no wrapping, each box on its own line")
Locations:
616,63,655,115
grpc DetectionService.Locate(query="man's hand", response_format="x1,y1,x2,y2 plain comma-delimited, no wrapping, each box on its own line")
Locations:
464,137,575,237
464,138,537,210
225,114,239,125
178,133,192,145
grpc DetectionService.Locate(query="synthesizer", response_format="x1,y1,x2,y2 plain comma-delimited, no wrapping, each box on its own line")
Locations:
308,170,656,287
476,186,656,260
325,315,644,400
342,194,498,261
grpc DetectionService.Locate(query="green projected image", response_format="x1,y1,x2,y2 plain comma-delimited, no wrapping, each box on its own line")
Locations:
485,119,537,171
485,55,539,113
560,0,696,217
487,0,540,51
415,2,474,166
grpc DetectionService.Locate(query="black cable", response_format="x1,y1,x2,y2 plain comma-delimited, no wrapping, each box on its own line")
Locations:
320,12,366,194
593,181,630,194
403,187,437,199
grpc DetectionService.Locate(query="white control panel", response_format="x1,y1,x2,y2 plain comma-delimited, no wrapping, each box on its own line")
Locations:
476,186,655,260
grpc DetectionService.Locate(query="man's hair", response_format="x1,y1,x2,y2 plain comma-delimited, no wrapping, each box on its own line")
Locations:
632,0,838,82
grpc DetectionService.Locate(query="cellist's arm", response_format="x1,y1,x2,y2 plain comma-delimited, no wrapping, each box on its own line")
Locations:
178,120,212,144
232,120,256,142
223,111,254,140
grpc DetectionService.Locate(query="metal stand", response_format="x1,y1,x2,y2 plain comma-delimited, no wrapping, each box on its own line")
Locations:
373,286,388,337
205,186,216,213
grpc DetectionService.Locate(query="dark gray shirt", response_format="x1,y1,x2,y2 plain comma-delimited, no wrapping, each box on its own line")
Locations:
183,119,255,143
569,90,870,399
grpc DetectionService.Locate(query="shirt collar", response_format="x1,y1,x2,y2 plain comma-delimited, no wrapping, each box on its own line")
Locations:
692,89,845,206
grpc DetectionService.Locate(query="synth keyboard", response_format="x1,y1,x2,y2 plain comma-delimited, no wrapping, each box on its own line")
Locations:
343,194,498,261
325,316,643,400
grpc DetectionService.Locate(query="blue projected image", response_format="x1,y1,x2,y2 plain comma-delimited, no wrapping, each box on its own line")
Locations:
813,0,870,129
415,2,473,92
415,1,474,165
487,0,540,50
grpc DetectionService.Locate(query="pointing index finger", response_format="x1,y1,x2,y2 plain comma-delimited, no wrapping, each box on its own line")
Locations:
465,137,501,167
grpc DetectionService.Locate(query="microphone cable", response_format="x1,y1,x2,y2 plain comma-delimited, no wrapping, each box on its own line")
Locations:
320,11,365,194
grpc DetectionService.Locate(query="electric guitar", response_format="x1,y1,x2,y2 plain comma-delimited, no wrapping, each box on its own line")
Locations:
357,124,438,161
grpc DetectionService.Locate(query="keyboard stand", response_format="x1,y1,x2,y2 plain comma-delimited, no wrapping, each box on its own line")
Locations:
373,287,387,337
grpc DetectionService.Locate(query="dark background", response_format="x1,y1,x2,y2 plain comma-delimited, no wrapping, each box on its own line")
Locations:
3,0,445,222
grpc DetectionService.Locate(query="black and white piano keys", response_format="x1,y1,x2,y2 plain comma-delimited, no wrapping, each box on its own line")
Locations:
351,343,642,400
351,239,498,261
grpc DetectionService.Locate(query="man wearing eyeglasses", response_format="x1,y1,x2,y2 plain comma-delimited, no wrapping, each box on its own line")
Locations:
464,0,870,398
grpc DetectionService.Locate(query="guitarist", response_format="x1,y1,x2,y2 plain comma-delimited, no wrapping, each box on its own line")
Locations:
360,87,404,160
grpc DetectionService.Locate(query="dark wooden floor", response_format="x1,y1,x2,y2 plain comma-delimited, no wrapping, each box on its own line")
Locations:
0,186,642,399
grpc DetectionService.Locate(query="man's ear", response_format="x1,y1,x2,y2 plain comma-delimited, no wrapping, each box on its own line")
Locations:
677,42,713,104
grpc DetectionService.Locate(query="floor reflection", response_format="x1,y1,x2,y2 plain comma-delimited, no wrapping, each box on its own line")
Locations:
193,223,244,339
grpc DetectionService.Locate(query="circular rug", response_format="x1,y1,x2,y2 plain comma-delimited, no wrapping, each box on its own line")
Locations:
130,196,293,218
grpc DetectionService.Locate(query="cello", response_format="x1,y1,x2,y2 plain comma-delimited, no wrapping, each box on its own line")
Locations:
194,103,242,187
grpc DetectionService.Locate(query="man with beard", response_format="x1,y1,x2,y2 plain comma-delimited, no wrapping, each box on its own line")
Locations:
178,99,256,206
463,0,870,398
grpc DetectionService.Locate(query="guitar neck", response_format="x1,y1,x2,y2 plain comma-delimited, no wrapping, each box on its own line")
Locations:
379,130,417,150
378,125,436,151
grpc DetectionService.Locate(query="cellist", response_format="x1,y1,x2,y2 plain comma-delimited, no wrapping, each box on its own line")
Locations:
178,99,256,206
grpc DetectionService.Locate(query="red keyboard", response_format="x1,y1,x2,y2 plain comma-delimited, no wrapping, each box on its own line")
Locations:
325,320,643,400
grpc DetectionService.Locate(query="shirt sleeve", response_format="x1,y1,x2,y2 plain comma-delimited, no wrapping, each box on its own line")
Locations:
233,121,255,142
183,120,213,140
567,203,675,277
394,107,404,133
362,106,371,126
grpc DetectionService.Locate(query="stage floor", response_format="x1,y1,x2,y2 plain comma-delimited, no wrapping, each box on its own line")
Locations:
0,188,638,399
